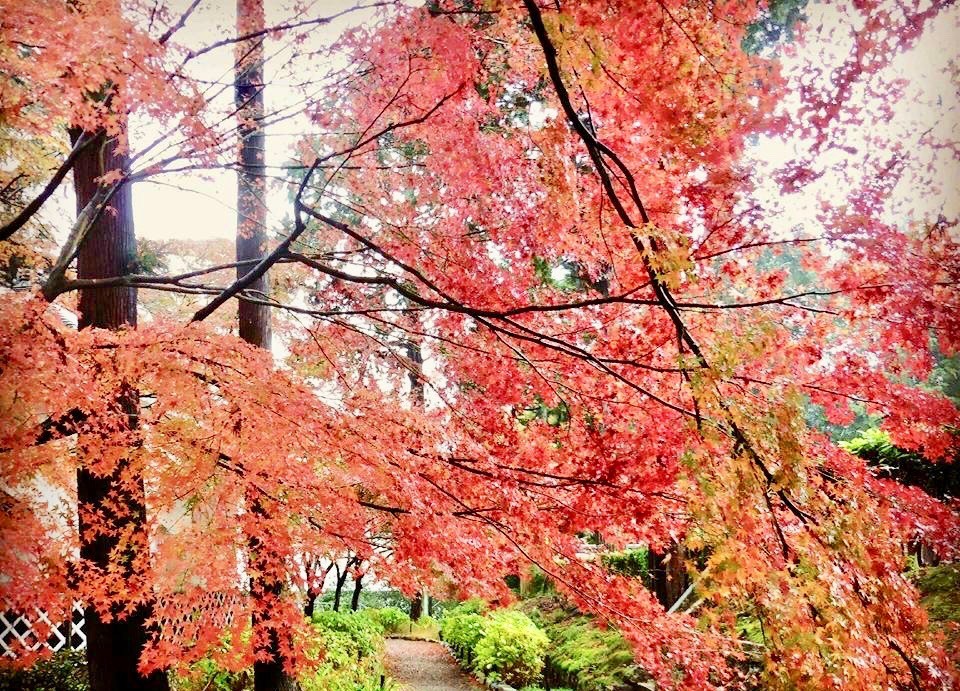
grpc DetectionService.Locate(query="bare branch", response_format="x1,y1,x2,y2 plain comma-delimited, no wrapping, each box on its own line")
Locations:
0,133,95,242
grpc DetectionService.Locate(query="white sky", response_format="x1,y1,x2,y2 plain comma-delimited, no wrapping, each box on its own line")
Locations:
48,2,955,245
132,0,387,242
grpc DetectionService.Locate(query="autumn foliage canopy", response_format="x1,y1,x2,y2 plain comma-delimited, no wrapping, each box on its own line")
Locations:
1,0,959,689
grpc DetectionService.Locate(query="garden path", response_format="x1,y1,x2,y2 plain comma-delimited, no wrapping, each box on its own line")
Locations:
384,638,482,691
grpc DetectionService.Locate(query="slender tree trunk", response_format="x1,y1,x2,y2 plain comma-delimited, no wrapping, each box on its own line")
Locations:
236,0,271,349
72,128,169,691
349,572,363,612
332,561,351,612
404,336,428,624
408,591,423,621
235,3,292,689
303,592,316,618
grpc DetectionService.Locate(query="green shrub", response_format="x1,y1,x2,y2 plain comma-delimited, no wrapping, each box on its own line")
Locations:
472,610,548,688
518,595,648,691
440,612,486,657
171,658,251,691
440,599,490,655
366,607,410,634
173,610,393,691
0,650,89,691
311,609,384,659
303,609,388,691
444,598,488,617
601,547,650,581
415,614,437,628
547,618,642,691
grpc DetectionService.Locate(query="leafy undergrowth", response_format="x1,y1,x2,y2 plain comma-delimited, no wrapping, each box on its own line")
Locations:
0,650,88,691
515,596,649,691
916,564,960,658
441,601,550,688
172,610,392,691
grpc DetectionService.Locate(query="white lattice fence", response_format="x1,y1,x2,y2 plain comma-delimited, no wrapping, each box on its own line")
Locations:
1,592,246,659
0,602,85,658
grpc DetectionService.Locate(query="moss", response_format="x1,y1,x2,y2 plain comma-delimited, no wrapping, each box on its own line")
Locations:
917,565,960,622
915,564,960,655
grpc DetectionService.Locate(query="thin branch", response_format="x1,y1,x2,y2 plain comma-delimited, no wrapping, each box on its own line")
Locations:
191,87,462,323
0,133,95,242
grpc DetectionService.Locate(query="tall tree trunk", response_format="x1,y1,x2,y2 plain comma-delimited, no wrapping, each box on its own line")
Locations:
236,0,271,350
235,3,291,689
303,591,317,618
72,128,169,691
404,336,428,623
349,572,363,612
332,561,351,613
650,542,689,610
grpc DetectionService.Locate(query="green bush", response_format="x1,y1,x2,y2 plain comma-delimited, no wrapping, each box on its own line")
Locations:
547,618,642,691
0,650,89,691
303,610,388,691
601,547,650,582
173,610,392,691
445,598,488,616
366,607,410,634
415,614,437,629
519,596,648,691
471,610,548,688
440,611,486,657
311,609,384,659
172,658,251,691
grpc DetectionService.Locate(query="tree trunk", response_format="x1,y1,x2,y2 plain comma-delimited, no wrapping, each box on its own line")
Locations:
404,336,427,624
350,572,363,612
332,561,351,613
304,592,317,618
404,339,425,406
408,591,423,621
235,0,271,350
235,3,291,689
72,127,169,691
650,542,689,610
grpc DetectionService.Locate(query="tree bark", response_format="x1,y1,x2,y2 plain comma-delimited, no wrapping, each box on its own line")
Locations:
408,591,423,621
234,3,292,689
303,596,314,618
404,335,428,624
332,560,352,613
349,572,364,612
650,542,689,610
72,127,169,691
236,0,271,350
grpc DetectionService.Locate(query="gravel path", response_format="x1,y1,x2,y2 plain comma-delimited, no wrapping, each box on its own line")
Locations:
385,639,483,691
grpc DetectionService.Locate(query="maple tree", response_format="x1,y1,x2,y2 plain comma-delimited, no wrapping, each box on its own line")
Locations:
1,1,959,690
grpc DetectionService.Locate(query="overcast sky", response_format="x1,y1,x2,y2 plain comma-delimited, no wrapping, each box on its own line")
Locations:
42,2,957,246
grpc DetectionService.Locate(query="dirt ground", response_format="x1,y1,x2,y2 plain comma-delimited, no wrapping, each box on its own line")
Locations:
384,638,483,691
